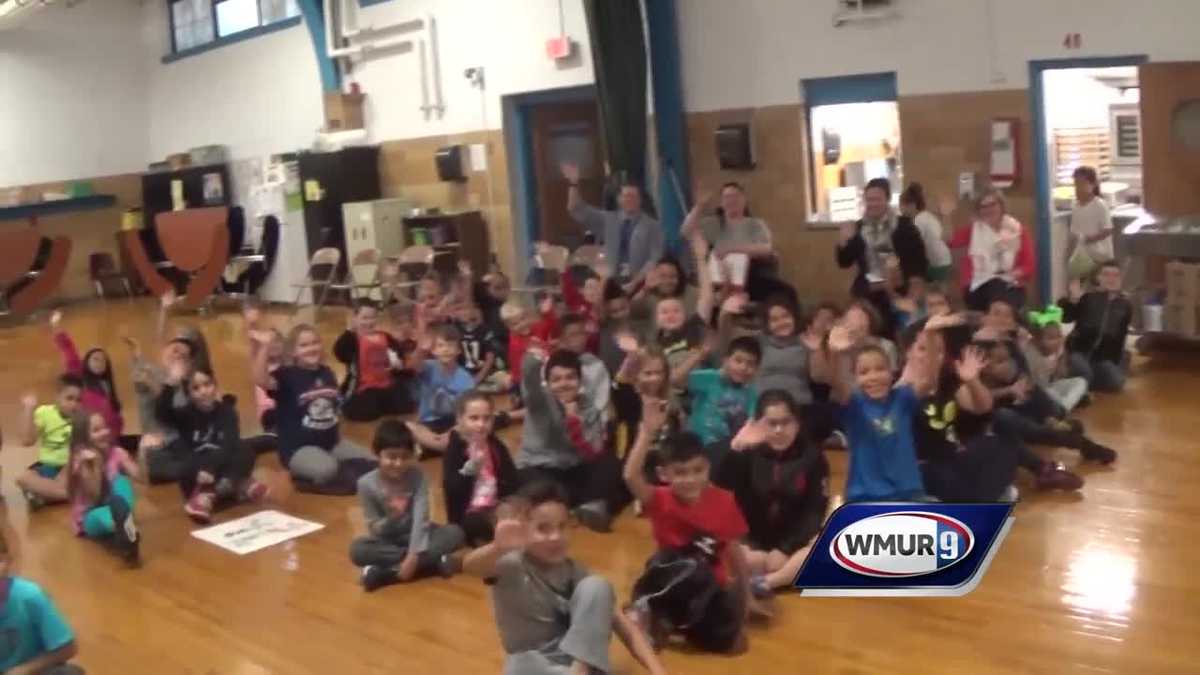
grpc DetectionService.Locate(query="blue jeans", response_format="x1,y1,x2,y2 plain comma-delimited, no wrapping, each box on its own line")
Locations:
82,475,136,538
1068,352,1126,392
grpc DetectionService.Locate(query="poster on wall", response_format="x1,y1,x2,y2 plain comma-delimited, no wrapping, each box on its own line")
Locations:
203,172,225,205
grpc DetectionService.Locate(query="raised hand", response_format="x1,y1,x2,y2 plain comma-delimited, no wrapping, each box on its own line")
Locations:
955,345,986,382
838,221,857,245
457,259,473,278
160,288,178,309
1011,376,1032,403
924,312,967,332
827,322,856,353
494,517,526,551
730,418,768,452
49,309,62,332
592,257,612,281
560,162,581,183
616,332,640,353
640,396,668,435
720,293,748,316
1068,278,1084,303
20,392,37,410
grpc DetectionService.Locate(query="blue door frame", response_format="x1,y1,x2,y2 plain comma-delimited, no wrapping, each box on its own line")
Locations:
1028,55,1146,304
502,85,598,282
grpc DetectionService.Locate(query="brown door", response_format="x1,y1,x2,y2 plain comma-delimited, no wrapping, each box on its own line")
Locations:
530,101,604,246
1140,62,1200,217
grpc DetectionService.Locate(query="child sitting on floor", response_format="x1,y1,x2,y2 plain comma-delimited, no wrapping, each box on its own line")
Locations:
253,324,375,491
611,344,683,495
518,348,621,532
0,532,83,675
677,335,761,463
827,318,930,502
456,302,502,390
16,376,82,509
156,368,269,523
350,420,465,592
414,323,476,439
1060,262,1133,392
333,299,414,421
598,280,635,376
409,392,520,547
1022,320,1089,413
718,390,830,598
462,481,665,675
67,411,142,566
624,415,753,654
558,313,611,416
50,310,133,451
982,341,1118,465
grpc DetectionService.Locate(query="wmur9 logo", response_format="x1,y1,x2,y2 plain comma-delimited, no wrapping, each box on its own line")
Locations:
794,503,1013,597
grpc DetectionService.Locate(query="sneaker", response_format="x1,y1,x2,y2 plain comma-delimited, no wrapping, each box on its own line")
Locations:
184,490,215,524
214,478,236,501
1035,462,1084,491
23,490,45,512
361,565,399,592
1080,439,1118,464
438,554,462,578
1000,485,1020,503
749,575,773,599
825,430,848,450
241,479,271,503
574,502,612,533
623,601,665,651
103,493,141,567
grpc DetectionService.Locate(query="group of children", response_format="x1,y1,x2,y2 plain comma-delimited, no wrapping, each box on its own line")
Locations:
3,201,1135,672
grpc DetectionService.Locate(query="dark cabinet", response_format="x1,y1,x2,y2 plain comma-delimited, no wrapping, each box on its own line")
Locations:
297,146,382,261
402,210,490,277
140,164,231,260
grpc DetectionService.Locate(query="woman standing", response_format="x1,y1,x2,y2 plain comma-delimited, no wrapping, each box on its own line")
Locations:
948,189,1035,311
900,183,953,283
835,177,929,336
1066,166,1114,280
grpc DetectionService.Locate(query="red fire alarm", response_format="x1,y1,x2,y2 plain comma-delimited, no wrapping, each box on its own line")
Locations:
545,36,573,60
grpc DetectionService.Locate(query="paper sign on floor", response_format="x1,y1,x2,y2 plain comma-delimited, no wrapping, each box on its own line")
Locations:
190,510,324,555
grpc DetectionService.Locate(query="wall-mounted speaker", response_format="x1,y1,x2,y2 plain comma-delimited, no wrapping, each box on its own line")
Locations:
716,123,755,170
435,145,467,182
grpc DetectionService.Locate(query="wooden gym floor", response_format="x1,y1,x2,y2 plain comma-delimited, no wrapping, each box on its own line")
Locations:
0,298,1198,674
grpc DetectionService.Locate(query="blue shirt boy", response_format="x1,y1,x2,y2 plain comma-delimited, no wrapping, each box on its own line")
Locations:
839,384,925,502
418,359,475,423
0,577,75,672
687,369,758,447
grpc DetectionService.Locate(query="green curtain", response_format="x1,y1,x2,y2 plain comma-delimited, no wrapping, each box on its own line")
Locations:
583,0,653,215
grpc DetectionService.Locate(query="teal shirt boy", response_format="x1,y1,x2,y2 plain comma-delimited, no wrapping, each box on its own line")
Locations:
0,577,75,671
687,368,757,446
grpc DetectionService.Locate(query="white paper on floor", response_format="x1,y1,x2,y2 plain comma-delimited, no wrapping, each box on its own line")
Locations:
190,509,324,555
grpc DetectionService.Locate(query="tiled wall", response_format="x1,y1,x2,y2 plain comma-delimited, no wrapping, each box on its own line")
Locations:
378,130,516,277
685,88,1041,307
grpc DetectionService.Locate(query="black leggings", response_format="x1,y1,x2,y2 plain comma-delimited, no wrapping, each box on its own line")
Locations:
342,382,415,422
517,453,624,514
177,443,256,498
920,434,1019,501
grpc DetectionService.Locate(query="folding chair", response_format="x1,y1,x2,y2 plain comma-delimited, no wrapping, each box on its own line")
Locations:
512,244,569,298
331,248,383,302
291,247,341,312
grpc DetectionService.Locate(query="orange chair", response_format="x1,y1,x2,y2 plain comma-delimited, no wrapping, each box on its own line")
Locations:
122,207,230,310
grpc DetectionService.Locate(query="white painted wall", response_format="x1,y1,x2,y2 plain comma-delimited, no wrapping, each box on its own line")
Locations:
0,0,148,187
677,0,1200,111
140,0,593,162
143,2,325,162
347,0,593,137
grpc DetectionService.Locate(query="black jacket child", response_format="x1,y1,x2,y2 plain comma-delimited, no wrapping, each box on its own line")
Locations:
156,391,253,498
1059,291,1132,365
442,429,518,546
716,435,830,555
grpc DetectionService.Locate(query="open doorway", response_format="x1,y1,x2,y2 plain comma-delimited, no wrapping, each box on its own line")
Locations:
1032,59,1146,300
